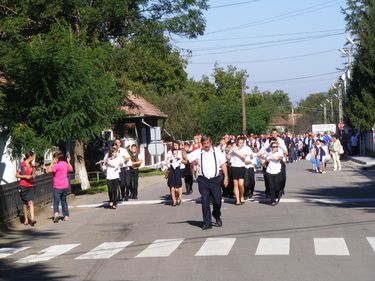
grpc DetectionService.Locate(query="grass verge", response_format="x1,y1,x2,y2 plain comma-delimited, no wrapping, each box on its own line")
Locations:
71,167,162,195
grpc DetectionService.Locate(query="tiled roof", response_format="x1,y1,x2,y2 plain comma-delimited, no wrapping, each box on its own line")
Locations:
270,116,288,126
120,92,168,119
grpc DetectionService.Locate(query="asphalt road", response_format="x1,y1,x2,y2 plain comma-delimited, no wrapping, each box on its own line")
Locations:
1,159,375,281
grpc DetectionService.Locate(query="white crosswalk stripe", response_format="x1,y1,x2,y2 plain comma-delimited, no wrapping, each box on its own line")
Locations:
255,238,290,255
75,241,133,260
16,244,80,263
367,237,375,252
314,238,350,256
0,247,30,258
136,239,184,258
195,238,236,256
5,236,375,263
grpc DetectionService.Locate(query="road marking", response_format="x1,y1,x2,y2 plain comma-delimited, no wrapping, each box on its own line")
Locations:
69,197,375,208
136,239,184,258
195,238,236,256
0,247,30,258
255,238,290,255
367,237,375,252
16,244,80,263
75,241,133,260
314,238,350,256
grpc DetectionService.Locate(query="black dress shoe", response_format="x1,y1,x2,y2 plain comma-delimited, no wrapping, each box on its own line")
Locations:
215,217,222,227
202,224,212,230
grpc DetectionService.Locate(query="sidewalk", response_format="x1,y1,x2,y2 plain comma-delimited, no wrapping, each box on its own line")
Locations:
348,155,375,167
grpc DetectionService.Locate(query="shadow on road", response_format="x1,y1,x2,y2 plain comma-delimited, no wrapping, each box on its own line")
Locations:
0,228,73,281
300,181,375,213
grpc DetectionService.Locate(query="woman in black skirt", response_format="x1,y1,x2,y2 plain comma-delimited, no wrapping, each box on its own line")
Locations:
16,151,36,226
167,149,183,206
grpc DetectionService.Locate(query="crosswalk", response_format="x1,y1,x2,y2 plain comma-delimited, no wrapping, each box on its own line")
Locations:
1,237,374,264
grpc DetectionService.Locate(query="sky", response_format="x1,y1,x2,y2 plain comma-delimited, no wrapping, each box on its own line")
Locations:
173,0,349,103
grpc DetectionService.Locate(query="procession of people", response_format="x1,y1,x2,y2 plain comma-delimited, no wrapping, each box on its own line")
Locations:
16,128,345,230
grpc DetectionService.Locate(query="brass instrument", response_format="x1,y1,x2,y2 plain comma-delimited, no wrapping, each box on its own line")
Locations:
128,147,141,169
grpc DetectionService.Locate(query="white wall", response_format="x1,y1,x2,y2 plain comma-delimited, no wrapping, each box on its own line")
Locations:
0,137,18,185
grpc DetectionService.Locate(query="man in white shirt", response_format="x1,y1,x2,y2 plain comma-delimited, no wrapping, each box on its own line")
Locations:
182,135,229,230
114,139,131,201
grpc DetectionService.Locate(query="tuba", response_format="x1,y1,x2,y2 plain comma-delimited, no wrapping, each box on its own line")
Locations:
128,147,141,169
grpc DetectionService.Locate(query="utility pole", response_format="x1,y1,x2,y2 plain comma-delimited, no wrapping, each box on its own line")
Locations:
241,76,247,135
330,96,334,123
337,78,344,124
323,103,327,124
291,105,295,133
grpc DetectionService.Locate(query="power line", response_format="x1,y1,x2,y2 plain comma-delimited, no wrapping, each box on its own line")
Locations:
209,0,261,9
250,71,341,84
175,28,345,43
190,32,344,52
206,0,343,35
189,49,337,65
191,32,343,56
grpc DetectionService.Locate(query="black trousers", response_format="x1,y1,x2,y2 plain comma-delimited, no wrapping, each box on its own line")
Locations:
244,167,255,197
129,168,139,197
263,167,270,194
119,168,131,198
266,172,282,203
281,161,287,191
197,175,223,226
107,179,119,206
184,175,193,194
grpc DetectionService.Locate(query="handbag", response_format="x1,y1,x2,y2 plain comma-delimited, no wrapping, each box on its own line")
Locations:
306,153,311,161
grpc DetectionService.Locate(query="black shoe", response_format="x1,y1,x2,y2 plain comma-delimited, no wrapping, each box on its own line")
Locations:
215,217,222,227
202,224,212,230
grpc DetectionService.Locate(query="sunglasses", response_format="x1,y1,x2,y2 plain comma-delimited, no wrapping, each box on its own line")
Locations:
272,146,278,148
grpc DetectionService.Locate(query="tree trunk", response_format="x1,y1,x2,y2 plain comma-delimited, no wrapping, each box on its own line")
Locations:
73,140,90,190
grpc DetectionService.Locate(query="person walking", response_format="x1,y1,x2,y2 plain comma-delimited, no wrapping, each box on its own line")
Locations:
114,139,131,201
16,151,37,226
103,147,122,209
330,134,342,171
167,148,183,206
182,135,228,230
230,136,251,205
264,139,284,206
183,141,194,195
128,144,142,199
48,151,73,222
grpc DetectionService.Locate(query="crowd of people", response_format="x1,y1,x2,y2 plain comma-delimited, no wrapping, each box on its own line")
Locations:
15,129,345,229
163,129,288,208
163,129,345,208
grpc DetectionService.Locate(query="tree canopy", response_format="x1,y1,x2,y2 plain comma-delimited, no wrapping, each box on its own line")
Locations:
343,0,375,131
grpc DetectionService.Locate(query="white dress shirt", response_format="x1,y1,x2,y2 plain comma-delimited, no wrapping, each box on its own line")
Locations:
187,147,226,179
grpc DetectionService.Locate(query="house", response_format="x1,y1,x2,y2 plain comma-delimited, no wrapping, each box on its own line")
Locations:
269,116,288,132
85,92,169,170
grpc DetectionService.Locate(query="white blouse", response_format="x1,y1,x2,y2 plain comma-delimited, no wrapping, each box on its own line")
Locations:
265,148,284,174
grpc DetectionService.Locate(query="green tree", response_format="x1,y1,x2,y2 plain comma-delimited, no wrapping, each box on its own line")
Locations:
212,65,247,98
1,24,121,189
343,0,375,131
0,1,208,41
